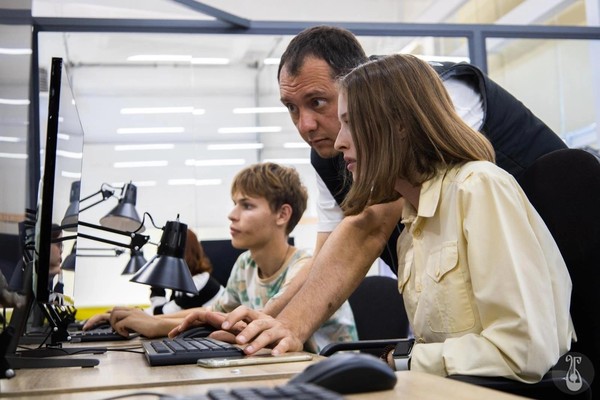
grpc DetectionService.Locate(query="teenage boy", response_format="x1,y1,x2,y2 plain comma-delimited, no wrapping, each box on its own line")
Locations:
88,163,357,353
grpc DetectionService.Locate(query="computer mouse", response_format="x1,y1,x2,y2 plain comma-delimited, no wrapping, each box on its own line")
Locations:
288,352,397,394
175,325,217,339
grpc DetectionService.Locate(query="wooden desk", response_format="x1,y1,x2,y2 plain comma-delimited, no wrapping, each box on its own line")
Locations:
3,371,529,400
0,339,317,397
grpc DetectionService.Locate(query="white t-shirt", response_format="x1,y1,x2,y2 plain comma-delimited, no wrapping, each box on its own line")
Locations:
315,76,484,233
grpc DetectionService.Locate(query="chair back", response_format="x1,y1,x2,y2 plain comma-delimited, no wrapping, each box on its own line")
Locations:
518,148,600,395
348,275,410,340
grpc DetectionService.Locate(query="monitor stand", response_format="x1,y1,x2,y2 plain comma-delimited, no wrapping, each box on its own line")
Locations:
1,327,99,379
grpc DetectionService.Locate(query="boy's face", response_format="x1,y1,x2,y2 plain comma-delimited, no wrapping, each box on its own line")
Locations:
228,192,282,250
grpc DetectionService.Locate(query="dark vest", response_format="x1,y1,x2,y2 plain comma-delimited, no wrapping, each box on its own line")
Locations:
312,61,567,274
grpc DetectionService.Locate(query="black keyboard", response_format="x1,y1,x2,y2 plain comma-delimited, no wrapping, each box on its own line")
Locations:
143,337,244,366
69,327,139,343
180,383,343,399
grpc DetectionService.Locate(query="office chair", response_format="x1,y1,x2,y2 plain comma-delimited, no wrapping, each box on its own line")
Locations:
321,148,599,399
319,275,411,357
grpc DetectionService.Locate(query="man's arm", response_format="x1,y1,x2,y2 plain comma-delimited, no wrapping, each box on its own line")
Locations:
224,198,404,355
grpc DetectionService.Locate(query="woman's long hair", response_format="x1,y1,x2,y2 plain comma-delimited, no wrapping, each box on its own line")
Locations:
339,54,495,215
185,229,213,275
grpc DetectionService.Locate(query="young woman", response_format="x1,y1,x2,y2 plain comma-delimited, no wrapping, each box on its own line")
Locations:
333,53,574,382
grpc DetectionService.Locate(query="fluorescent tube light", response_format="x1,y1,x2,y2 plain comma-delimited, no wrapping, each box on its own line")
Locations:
0,48,32,55
57,150,83,159
115,144,175,151
120,106,194,114
117,127,185,134
114,160,168,168
61,171,82,178
185,159,245,167
58,133,70,140
128,55,192,62
207,143,264,150
191,58,229,65
283,142,310,149
218,126,282,134
233,107,287,114
0,152,27,159
0,136,21,143
264,58,280,65
0,98,30,106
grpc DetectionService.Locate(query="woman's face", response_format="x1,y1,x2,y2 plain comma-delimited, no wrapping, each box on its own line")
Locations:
334,91,357,180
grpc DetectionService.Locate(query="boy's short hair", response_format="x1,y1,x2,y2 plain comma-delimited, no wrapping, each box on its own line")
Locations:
231,162,308,235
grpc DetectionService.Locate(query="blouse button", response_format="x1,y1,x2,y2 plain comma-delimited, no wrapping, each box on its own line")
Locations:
413,228,422,237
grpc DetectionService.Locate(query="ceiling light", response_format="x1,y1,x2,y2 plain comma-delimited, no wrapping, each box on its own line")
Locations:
168,178,222,186
264,58,280,65
57,150,83,159
191,58,229,65
0,152,27,159
192,109,206,115
283,142,310,149
120,106,194,114
0,136,21,143
413,55,470,63
185,159,245,167
127,55,192,62
263,158,310,165
218,126,282,134
0,48,32,55
0,98,30,106
114,160,169,168
207,143,264,150
61,171,82,179
233,107,287,114
115,144,175,151
58,133,70,140
117,127,185,134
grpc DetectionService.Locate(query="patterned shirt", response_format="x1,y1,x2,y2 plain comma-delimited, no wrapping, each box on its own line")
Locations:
211,248,357,353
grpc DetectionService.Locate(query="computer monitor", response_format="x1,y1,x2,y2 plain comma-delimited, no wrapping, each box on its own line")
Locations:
0,58,97,377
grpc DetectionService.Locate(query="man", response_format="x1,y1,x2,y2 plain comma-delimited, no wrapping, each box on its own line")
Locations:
175,25,567,356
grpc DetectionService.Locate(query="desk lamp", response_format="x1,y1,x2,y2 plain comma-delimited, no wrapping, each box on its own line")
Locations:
100,183,144,232
61,181,145,233
130,217,197,294
121,249,148,275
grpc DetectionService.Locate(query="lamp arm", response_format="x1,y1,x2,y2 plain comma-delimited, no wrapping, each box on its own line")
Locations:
79,189,115,213
77,221,150,251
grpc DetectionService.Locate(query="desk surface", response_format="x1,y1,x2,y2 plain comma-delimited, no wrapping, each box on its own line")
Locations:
0,339,528,400
0,339,316,397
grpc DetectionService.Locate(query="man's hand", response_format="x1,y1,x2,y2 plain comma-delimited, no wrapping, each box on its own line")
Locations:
167,309,231,339
220,306,304,355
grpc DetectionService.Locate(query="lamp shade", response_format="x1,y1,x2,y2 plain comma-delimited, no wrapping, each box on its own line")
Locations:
61,180,81,231
61,243,77,271
99,183,145,232
121,249,147,275
130,219,197,294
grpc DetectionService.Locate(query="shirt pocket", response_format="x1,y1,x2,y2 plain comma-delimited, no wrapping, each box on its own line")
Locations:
424,241,475,334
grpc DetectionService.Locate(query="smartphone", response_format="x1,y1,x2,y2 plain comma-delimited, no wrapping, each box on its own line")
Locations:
197,354,313,368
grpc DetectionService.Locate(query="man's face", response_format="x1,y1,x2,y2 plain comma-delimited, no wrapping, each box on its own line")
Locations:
279,57,341,159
